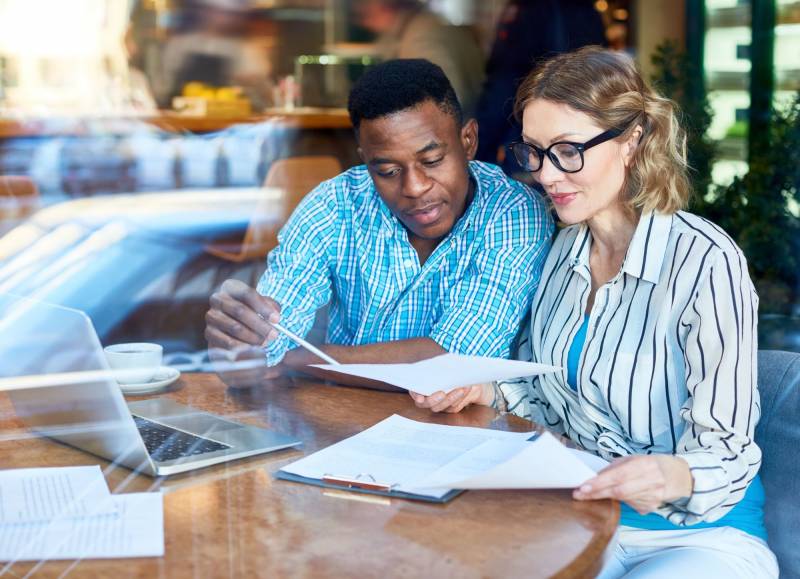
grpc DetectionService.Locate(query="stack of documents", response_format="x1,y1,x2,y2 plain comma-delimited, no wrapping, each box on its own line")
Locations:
0,465,164,562
277,415,606,502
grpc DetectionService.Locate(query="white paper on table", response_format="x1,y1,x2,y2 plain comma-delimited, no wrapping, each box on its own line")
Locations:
0,466,116,524
414,432,600,490
279,414,535,499
310,353,560,395
0,493,164,562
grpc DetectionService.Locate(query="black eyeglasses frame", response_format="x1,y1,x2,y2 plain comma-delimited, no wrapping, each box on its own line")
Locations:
508,126,626,174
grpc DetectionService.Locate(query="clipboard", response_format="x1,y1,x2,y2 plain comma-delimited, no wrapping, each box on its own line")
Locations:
274,470,463,504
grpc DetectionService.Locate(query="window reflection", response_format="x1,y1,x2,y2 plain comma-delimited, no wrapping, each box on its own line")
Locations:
0,0,796,375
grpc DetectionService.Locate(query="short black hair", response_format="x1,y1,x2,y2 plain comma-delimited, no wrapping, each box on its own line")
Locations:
347,59,463,132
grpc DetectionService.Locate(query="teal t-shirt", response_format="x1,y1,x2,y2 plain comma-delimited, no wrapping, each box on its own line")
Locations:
566,314,767,541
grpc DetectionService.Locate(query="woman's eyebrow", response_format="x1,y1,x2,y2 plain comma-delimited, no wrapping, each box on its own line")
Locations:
521,131,587,145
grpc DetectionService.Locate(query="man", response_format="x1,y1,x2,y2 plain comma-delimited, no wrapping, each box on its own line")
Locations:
354,0,485,117
205,59,553,388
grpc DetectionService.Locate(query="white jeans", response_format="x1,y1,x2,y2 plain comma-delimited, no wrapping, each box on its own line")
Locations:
596,526,779,579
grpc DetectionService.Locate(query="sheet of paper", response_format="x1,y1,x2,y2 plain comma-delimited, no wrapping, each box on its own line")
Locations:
311,353,560,395
414,432,600,490
279,414,534,498
0,466,115,524
568,447,611,473
0,493,164,562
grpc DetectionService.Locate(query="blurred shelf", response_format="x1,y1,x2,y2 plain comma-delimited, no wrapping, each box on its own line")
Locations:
256,7,325,21
706,71,750,91
154,108,351,131
717,136,747,161
778,2,800,25
252,0,325,19
0,108,352,139
706,2,800,27
706,4,750,28
251,0,325,7
777,69,800,90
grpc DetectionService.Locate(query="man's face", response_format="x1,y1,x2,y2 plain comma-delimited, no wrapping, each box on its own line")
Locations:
357,100,478,244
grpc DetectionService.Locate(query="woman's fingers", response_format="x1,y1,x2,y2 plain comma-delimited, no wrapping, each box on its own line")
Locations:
430,388,469,412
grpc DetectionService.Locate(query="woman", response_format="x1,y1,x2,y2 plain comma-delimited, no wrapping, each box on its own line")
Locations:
410,47,778,577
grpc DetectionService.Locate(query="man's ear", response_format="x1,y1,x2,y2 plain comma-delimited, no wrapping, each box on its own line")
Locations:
357,146,366,164
460,119,479,160
623,125,643,167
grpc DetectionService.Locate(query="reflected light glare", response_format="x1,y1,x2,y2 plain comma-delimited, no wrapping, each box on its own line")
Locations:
0,0,139,114
594,0,609,12
0,224,86,291
613,8,629,20
0,224,43,261
0,0,108,56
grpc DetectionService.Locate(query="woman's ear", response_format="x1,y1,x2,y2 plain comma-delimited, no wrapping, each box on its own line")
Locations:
623,125,643,167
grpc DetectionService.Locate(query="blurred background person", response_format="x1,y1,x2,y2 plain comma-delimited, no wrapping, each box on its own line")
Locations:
475,0,606,174
158,0,273,109
353,0,485,118
124,23,158,112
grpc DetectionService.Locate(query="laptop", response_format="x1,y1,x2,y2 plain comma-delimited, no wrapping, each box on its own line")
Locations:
0,294,301,476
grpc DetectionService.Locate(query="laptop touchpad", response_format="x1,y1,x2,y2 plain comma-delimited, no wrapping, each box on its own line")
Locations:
128,399,246,435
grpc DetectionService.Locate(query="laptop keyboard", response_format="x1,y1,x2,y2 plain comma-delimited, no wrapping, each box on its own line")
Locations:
132,415,231,462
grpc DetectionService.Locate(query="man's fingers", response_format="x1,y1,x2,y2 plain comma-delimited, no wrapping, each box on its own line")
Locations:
244,292,282,324
220,279,282,323
210,293,274,342
206,308,265,346
205,325,254,352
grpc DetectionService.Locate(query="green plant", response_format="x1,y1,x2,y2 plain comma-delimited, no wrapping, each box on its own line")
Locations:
650,40,717,207
707,94,800,312
651,41,800,313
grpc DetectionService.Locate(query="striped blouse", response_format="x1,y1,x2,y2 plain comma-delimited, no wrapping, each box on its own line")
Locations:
498,211,761,526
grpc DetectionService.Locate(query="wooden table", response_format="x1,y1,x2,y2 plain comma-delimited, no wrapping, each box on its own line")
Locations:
0,374,618,578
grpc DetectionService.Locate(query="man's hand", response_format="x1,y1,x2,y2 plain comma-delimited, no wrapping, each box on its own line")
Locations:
206,279,281,349
409,383,494,413
572,454,694,514
205,279,283,388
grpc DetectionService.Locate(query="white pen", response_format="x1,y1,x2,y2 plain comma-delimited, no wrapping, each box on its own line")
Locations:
266,320,341,366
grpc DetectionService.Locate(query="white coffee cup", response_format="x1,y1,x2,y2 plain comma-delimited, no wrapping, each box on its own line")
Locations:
104,342,163,384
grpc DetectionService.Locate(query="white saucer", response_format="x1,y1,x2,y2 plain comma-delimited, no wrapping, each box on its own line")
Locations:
119,366,181,395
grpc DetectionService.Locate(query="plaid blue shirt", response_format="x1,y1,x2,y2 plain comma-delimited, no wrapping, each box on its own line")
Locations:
258,161,553,365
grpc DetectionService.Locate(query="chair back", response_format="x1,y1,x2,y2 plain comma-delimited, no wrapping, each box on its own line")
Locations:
206,156,342,263
0,175,40,221
756,349,800,578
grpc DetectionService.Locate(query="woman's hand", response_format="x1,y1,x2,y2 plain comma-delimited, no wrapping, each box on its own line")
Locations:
572,454,694,514
409,383,494,413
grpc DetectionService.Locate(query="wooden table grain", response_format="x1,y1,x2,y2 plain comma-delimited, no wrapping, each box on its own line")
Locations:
0,374,619,578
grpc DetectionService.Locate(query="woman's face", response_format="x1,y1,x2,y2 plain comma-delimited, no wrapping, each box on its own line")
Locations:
521,99,636,225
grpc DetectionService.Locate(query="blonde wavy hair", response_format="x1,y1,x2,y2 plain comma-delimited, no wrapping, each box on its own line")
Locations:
514,46,691,214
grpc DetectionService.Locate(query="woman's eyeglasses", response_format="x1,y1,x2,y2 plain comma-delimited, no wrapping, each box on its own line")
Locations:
508,127,624,173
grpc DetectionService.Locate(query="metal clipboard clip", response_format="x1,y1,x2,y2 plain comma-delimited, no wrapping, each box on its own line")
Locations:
321,473,396,492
